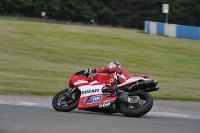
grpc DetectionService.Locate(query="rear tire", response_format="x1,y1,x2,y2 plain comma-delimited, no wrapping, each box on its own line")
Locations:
52,89,80,112
119,91,153,117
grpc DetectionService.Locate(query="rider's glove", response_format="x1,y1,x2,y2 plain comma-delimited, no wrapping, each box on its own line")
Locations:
84,68,96,75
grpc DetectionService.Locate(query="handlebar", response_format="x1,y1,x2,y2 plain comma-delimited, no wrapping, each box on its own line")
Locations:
75,70,91,77
75,70,85,75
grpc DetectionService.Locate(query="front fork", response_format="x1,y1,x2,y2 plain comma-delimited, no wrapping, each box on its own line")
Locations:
67,87,76,94
64,87,77,100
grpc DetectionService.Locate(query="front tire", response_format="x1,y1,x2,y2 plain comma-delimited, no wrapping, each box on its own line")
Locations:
52,89,80,112
119,91,153,117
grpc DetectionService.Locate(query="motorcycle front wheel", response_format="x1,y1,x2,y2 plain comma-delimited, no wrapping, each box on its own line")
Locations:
52,88,80,112
119,91,153,117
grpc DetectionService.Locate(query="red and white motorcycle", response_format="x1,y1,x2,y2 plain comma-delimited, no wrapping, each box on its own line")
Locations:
52,70,159,117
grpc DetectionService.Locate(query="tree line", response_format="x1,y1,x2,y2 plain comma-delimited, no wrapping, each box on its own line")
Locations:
0,0,200,29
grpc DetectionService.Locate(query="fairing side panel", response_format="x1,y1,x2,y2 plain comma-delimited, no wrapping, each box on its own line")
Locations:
77,93,117,110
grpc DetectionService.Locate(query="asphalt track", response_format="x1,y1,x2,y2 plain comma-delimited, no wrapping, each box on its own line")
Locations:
0,95,200,133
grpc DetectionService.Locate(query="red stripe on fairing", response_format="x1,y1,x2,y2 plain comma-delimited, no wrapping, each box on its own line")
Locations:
75,81,102,88
89,81,102,85
76,83,90,87
74,81,88,86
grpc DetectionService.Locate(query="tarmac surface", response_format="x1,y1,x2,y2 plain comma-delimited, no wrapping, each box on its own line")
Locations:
0,95,200,133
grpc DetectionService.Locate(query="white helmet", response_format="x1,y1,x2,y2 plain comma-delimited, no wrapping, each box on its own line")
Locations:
108,61,121,69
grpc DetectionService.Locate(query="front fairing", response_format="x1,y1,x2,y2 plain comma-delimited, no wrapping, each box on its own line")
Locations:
68,74,93,88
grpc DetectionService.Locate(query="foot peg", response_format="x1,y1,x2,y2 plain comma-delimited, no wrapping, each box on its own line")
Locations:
102,88,119,97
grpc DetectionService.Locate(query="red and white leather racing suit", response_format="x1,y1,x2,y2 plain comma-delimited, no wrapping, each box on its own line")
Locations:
93,67,131,90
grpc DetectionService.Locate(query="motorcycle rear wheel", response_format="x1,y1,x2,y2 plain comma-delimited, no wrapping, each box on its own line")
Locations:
119,91,153,117
52,88,80,112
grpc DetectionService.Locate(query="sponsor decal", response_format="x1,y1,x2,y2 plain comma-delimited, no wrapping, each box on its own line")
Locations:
99,101,111,108
85,95,102,104
82,89,99,95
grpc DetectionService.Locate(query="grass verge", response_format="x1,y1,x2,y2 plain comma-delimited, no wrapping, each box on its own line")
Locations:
0,19,200,101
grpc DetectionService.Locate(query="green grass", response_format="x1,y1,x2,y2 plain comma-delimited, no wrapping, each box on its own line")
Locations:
0,19,200,101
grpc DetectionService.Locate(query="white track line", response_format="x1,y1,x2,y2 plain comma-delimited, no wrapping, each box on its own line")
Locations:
0,100,200,120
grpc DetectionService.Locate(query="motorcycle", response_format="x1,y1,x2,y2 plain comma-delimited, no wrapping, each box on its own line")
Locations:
52,70,159,117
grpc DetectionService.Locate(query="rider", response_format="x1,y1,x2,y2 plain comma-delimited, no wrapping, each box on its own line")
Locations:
84,61,130,95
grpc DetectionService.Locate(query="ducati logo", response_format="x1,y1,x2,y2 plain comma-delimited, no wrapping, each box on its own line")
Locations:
82,89,99,94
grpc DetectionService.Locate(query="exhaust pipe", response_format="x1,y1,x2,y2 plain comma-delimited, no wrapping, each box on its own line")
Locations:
128,80,158,92
141,86,159,92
